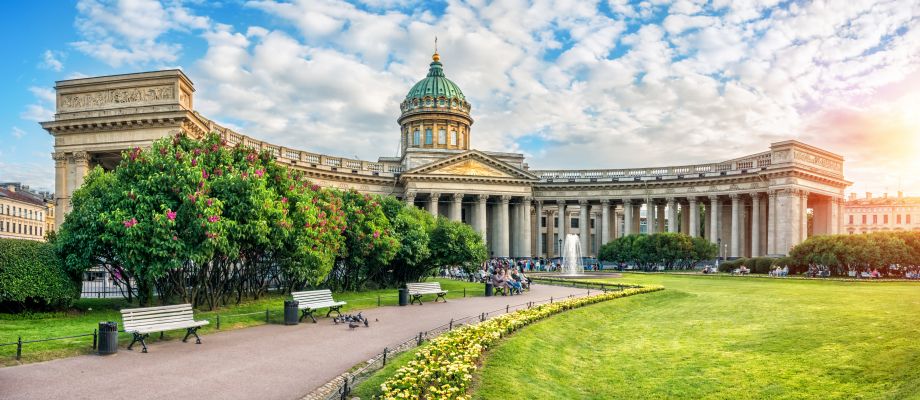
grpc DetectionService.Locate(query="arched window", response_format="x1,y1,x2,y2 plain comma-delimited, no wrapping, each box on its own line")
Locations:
413,129,420,145
450,130,457,146
425,128,433,145
458,131,465,147
438,129,446,145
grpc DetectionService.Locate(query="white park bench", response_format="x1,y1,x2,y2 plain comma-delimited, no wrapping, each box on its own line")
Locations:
406,282,448,305
291,289,346,323
120,304,209,353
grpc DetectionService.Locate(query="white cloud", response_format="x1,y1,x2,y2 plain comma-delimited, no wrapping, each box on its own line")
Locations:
11,127,26,139
64,0,920,195
71,0,212,67
20,104,54,122
39,50,64,71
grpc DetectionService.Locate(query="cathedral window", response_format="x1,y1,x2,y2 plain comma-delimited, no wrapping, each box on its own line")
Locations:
413,129,420,145
425,129,433,145
450,130,457,145
438,129,446,144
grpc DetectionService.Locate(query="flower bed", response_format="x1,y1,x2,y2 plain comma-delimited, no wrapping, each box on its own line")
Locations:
377,285,663,399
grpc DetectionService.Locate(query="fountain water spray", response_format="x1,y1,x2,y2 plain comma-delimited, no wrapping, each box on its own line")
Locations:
559,234,584,276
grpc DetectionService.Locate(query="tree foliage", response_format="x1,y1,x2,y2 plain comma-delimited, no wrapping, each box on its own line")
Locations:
598,232,717,271
56,133,486,307
0,238,79,312
789,231,920,275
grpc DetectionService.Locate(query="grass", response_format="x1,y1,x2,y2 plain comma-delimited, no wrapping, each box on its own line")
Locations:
0,278,483,367
473,273,920,400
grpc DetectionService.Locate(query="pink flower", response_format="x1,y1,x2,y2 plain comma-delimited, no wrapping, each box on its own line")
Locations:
241,172,249,179
211,143,219,152
206,232,217,239
175,151,183,161
193,148,201,156
373,231,380,239
214,168,223,176
246,153,256,162
187,194,196,203
166,210,176,221
191,158,198,167
201,169,209,179
208,215,220,223
206,198,213,206
123,218,138,228
172,235,178,241
281,197,288,203
255,169,264,178
159,147,167,155
311,184,320,191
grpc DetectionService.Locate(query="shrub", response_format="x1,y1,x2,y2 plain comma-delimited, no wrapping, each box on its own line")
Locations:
0,238,79,312
754,257,775,274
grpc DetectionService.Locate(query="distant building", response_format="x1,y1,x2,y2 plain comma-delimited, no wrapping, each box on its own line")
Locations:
0,183,53,241
844,191,920,234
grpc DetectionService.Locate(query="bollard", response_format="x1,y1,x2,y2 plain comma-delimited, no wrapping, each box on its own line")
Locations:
340,376,350,400
417,332,423,346
92,329,98,350
449,319,454,331
550,297,553,304
216,314,221,329
265,309,270,323
377,295,381,307
463,287,466,298
506,304,510,313
382,347,389,366
16,336,22,360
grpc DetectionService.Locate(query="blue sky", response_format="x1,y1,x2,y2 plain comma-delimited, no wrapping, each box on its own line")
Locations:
1,0,919,196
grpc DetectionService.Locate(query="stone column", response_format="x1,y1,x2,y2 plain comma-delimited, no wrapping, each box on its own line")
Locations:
708,195,719,244
546,209,555,258
600,199,610,244
476,194,488,245
498,195,510,257
52,152,68,228
768,190,777,254
535,200,543,257
751,193,761,257
730,194,741,257
623,200,633,236
427,192,440,217
521,197,532,257
680,202,690,234
657,203,666,233
72,151,90,192
404,191,417,207
689,197,699,237
800,191,809,242
578,199,589,254
633,202,642,234
830,197,840,234
666,198,677,232
450,193,463,222
558,200,567,241
647,202,657,234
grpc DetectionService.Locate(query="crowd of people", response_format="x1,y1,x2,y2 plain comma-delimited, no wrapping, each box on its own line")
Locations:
480,258,531,295
769,266,790,277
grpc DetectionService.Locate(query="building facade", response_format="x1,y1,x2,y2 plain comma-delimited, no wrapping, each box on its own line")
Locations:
0,183,51,241
844,192,919,234
41,53,850,257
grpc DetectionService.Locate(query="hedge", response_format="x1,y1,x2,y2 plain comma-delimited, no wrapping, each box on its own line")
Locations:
0,238,79,312
378,285,663,399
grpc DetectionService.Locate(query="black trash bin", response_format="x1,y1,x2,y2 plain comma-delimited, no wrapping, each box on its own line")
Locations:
97,321,118,356
485,282,494,297
284,300,299,325
398,287,408,306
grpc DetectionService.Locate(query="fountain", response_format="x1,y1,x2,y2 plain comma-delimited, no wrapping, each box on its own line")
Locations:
559,234,584,276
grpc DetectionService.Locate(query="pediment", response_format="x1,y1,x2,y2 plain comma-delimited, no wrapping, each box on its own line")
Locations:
431,159,511,177
403,150,538,181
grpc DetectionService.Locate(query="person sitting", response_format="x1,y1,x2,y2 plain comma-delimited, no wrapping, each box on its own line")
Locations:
491,268,509,295
514,268,530,291
505,269,523,295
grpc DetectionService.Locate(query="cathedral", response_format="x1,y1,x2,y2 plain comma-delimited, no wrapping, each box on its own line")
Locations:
41,51,850,258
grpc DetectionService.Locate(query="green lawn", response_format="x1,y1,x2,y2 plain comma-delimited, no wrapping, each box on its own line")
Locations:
473,274,920,400
0,278,482,366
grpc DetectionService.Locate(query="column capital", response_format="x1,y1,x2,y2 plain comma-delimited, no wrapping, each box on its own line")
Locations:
600,198,610,206
556,199,566,206
452,193,464,201
768,189,778,199
750,192,762,200
708,194,719,201
72,151,90,162
499,195,511,203
729,193,741,201
665,197,676,204
521,195,533,202
578,198,588,206
429,192,441,198
405,191,417,200
535,198,543,206
688,197,698,204
476,194,489,203
623,198,632,205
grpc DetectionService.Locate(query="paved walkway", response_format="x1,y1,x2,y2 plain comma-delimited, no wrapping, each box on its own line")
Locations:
0,284,593,400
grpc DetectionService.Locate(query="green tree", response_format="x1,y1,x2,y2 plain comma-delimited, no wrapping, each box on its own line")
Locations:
429,218,488,274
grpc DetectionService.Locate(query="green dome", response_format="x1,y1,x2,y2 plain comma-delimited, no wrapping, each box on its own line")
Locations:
400,53,471,115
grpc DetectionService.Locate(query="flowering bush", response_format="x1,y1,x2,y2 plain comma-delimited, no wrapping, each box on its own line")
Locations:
378,285,663,399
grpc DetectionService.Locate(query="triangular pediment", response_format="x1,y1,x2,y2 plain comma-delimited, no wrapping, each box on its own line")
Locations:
403,150,538,181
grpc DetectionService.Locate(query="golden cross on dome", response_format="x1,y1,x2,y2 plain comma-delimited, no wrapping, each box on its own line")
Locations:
433,36,440,62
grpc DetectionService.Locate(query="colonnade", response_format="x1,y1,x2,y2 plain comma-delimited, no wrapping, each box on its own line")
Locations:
406,189,843,259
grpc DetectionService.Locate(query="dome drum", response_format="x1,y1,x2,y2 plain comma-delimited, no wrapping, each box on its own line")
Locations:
399,52,473,154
